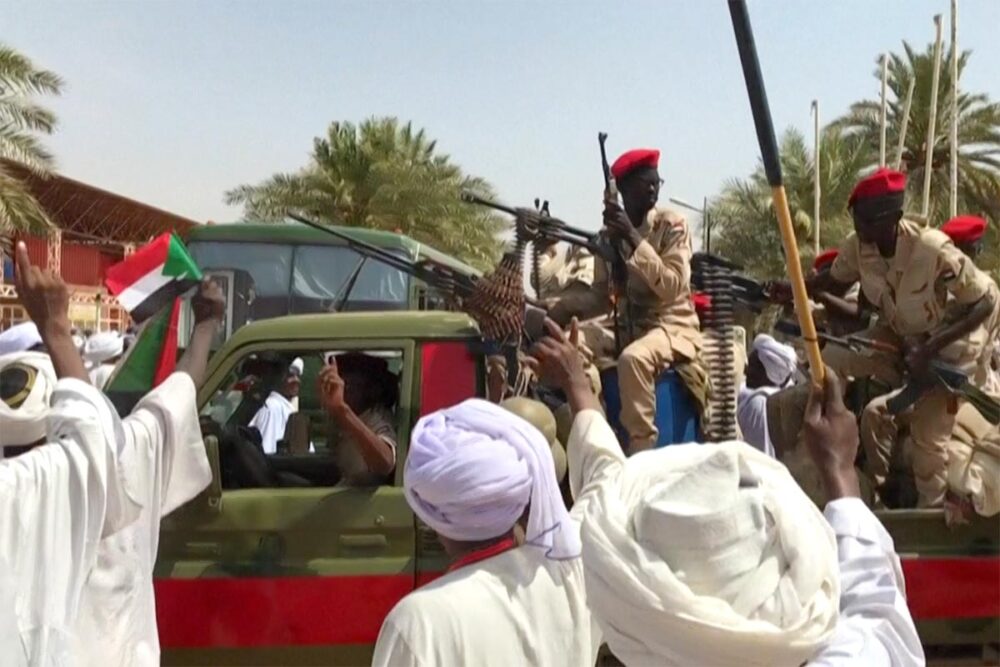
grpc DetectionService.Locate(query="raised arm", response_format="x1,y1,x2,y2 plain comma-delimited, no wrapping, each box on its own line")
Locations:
528,319,624,502
174,279,226,388
15,241,87,382
803,369,923,666
319,360,395,477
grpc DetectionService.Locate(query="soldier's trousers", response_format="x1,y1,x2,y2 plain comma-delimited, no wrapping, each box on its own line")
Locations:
618,328,681,453
861,386,956,508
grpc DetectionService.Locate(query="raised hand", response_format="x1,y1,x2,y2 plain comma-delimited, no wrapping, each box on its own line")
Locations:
803,367,861,500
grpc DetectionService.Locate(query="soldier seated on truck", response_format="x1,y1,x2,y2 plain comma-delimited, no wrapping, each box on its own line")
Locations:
549,148,703,454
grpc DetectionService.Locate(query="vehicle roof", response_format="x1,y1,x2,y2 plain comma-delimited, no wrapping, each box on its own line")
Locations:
187,220,480,276
225,311,481,348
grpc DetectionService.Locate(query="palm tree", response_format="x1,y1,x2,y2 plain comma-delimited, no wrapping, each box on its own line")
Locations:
226,117,507,271
710,128,871,280
0,44,63,237
834,42,1000,275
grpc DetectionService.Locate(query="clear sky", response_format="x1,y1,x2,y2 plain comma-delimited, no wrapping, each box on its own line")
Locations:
7,0,1000,237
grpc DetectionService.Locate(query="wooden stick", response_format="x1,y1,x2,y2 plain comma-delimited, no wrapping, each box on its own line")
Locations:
728,0,824,385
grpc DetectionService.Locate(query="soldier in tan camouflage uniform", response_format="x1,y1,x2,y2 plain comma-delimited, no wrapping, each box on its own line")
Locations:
549,148,701,453
814,169,999,507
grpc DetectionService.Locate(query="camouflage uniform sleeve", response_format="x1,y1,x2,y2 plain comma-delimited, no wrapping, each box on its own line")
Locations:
829,235,861,284
937,241,997,307
626,214,690,302
548,258,612,325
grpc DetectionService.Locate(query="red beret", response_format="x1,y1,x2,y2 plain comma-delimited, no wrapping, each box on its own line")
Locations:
611,148,660,181
813,248,839,271
848,168,906,207
692,292,711,314
940,215,987,244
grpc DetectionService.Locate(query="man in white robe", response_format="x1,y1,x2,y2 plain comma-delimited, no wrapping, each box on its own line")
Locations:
83,330,124,389
529,318,923,666
372,387,599,667
737,334,799,458
0,241,139,665
73,279,224,666
248,357,304,454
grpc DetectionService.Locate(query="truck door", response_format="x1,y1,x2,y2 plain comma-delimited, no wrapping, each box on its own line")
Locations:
154,339,417,666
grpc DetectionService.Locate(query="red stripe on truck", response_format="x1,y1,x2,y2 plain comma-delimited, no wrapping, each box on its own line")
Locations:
155,575,412,648
901,557,1000,620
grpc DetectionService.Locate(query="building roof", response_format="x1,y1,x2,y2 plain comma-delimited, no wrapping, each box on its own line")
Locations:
7,161,197,243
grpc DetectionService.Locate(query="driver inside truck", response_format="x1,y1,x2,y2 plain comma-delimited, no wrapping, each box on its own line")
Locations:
321,352,398,486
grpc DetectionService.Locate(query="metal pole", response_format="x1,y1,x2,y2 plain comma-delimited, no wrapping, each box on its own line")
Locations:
812,100,821,255
949,0,959,217
895,77,916,170
922,14,943,221
879,54,888,167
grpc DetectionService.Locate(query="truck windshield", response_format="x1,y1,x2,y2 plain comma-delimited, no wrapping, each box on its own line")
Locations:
189,241,410,319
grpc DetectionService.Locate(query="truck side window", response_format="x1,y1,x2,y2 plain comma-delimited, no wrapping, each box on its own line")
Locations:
201,349,403,490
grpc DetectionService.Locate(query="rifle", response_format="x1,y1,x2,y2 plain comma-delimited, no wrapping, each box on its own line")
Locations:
290,213,545,348
772,319,1000,424
773,320,901,356
887,361,1000,424
599,132,635,351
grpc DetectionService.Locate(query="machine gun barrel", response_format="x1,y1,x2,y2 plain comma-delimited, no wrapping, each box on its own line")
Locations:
289,212,477,298
460,192,613,259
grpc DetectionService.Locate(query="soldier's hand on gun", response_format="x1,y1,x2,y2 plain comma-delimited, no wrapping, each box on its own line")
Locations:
14,241,71,335
602,202,642,252
191,279,226,325
318,358,347,416
803,367,861,500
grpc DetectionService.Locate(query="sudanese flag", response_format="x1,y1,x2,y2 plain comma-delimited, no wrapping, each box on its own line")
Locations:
105,232,202,324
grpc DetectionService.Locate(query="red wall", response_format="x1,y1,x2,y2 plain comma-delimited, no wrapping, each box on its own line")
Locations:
17,235,123,287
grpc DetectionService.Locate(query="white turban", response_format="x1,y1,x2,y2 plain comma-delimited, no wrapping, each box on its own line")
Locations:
0,322,43,356
0,351,57,448
405,398,580,560
83,331,124,366
753,334,798,386
580,440,839,666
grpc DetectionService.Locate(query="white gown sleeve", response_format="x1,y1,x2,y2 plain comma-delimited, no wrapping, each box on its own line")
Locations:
120,372,211,519
809,497,924,666
567,409,627,507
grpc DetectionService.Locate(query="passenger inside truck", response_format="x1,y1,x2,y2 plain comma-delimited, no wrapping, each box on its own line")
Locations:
200,349,402,489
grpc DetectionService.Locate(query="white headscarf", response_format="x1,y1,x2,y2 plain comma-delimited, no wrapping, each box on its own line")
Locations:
580,441,839,666
753,334,798,387
0,322,43,356
0,351,57,447
83,331,124,366
405,398,580,559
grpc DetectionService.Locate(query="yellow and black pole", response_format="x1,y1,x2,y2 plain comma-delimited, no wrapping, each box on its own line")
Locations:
727,0,825,385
